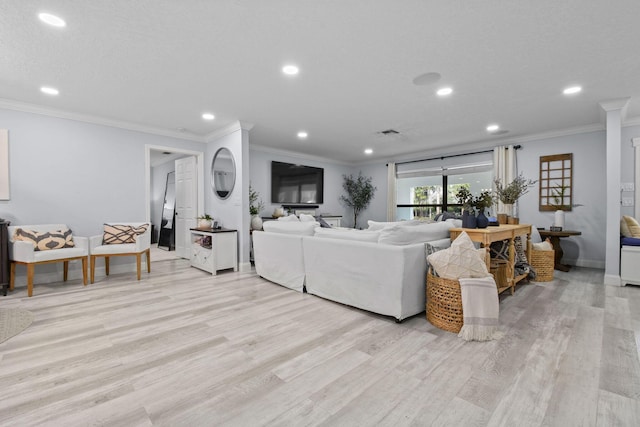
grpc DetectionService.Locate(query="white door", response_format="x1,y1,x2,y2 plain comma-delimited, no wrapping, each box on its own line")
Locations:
175,156,197,259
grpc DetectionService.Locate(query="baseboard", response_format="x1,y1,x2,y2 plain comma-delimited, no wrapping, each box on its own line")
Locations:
604,274,622,286
565,258,605,269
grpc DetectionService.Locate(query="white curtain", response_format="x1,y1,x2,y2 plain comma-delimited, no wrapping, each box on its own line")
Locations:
387,162,397,221
493,145,517,215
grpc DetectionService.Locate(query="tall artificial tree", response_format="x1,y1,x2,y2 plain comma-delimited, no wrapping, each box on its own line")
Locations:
340,172,377,228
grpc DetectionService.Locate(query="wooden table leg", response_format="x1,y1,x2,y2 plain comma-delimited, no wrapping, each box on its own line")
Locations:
549,236,571,272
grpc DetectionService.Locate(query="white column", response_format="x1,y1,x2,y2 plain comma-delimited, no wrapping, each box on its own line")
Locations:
600,98,630,286
633,137,640,219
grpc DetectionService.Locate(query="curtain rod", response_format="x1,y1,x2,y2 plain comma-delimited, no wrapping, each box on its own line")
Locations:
391,145,521,166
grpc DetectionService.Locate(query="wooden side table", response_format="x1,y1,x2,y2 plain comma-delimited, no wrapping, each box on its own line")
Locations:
450,224,532,294
538,229,581,272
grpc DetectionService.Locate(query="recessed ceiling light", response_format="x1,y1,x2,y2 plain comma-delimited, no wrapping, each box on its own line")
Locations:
486,124,500,132
202,113,215,120
563,85,582,95
297,131,308,139
38,12,66,27
364,148,373,155
40,86,59,95
436,87,453,96
282,65,299,75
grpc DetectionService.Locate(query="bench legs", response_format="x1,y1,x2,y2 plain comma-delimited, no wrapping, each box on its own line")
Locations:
91,251,150,283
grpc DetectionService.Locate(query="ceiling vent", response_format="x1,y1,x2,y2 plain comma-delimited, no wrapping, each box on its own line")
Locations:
378,129,400,136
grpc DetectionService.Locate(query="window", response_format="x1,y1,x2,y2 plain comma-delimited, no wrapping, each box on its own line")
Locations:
395,153,493,220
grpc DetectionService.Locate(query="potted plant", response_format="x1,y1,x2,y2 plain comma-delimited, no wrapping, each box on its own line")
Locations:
473,190,494,228
455,187,476,228
550,184,582,230
494,173,536,221
197,213,213,229
339,172,376,229
249,184,264,230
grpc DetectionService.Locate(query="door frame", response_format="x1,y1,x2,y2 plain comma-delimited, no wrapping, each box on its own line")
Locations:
145,145,205,228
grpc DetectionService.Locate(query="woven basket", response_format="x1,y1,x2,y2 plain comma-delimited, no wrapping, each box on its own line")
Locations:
490,259,509,289
426,269,463,333
531,249,554,282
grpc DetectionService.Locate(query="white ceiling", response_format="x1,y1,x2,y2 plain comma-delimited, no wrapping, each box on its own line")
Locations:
2,1,639,163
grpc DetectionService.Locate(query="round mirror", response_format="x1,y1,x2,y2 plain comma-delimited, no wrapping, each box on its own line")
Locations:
211,147,236,199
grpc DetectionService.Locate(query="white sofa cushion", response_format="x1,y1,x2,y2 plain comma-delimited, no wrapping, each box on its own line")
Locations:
314,227,380,242
427,231,489,280
299,213,316,222
263,221,318,235
367,220,421,231
277,215,300,222
378,221,453,245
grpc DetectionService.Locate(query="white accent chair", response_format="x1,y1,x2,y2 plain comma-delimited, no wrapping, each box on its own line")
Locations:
8,224,89,297
89,222,151,283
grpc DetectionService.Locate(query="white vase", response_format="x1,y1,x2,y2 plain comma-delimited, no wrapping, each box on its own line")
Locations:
500,203,514,217
198,219,212,229
554,210,565,229
251,215,263,231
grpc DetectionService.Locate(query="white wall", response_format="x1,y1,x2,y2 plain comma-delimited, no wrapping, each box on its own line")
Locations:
621,124,640,217
0,108,205,284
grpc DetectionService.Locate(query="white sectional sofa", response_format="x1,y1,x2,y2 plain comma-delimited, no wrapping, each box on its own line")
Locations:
252,218,456,321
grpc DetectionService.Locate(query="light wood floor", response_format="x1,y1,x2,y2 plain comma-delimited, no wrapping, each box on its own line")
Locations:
0,259,639,426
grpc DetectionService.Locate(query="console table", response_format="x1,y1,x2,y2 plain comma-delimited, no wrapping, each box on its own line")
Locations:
189,228,238,275
538,229,581,272
450,224,532,295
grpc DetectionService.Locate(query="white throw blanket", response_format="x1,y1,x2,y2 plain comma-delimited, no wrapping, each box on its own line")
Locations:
458,276,503,341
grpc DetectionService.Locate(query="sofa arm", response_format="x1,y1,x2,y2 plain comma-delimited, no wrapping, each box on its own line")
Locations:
9,240,36,263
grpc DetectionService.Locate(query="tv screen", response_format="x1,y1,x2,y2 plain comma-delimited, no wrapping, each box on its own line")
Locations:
271,161,324,204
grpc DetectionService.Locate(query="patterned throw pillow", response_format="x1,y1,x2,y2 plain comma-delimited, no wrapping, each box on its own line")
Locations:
13,228,75,251
102,224,149,245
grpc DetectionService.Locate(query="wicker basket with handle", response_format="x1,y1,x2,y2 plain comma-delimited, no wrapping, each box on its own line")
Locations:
426,268,463,333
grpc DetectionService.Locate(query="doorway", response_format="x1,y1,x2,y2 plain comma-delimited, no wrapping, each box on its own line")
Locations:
145,145,205,259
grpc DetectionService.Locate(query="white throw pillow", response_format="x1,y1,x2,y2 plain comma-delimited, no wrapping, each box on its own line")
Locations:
530,226,542,243
367,220,421,231
532,239,553,251
298,213,316,222
427,231,490,280
277,215,300,222
263,221,317,235
378,221,453,245
314,227,380,242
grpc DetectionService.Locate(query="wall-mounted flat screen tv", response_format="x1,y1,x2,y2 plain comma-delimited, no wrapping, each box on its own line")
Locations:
271,161,324,205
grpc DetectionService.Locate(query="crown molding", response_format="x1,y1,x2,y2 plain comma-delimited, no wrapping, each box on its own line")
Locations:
0,98,208,143
204,120,254,142
250,144,352,166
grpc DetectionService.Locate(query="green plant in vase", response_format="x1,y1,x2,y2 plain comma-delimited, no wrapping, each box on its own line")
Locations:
473,190,494,228
494,173,536,219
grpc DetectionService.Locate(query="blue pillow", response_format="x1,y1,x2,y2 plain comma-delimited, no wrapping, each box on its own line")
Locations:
621,237,640,246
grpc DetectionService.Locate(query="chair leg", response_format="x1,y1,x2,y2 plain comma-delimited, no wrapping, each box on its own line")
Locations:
90,255,96,284
10,262,15,291
63,261,69,281
105,257,110,276
146,249,151,273
82,257,88,286
27,264,34,297
136,253,142,280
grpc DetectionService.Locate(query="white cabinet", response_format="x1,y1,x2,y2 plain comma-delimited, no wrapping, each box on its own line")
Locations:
322,216,342,227
190,228,238,275
621,245,640,286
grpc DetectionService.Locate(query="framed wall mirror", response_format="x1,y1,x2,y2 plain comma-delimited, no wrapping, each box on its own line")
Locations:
211,147,235,199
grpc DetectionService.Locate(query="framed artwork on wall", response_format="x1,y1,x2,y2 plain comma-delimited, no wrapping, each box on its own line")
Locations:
539,153,573,211
0,129,9,200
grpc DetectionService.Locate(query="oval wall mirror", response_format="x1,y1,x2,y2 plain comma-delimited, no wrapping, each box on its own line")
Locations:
211,147,236,199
